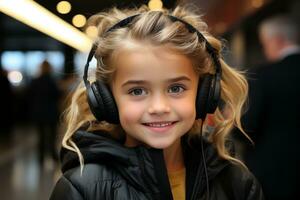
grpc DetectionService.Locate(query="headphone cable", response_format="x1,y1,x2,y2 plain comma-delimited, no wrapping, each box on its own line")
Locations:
200,120,210,200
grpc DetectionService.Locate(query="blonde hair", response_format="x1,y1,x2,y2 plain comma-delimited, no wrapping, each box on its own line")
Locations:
62,5,249,172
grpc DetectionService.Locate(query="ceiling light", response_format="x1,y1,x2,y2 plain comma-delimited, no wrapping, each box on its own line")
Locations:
8,70,23,86
148,0,163,11
0,0,92,52
72,14,86,28
57,1,71,14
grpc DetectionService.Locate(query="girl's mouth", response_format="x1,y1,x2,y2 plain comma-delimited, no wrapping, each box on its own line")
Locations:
142,121,178,133
144,122,172,127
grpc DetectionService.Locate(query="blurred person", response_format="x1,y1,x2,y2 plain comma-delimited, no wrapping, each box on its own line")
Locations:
0,66,14,143
239,15,300,199
28,60,61,167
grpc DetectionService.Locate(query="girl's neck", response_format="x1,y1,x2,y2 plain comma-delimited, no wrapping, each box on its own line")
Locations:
163,138,185,172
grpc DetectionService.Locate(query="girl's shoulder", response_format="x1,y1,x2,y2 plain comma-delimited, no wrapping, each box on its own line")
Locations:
63,163,119,185
183,137,264,199
214,162,264,200
50,163,123,200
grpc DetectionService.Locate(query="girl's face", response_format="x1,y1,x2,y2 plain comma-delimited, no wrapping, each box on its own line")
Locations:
111,44,198,149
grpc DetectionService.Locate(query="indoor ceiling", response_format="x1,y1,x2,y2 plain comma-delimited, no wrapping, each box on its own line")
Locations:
0,0,293,51
35,0,176,26
0,0,176,51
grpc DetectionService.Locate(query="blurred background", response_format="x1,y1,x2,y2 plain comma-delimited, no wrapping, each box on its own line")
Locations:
0,0,299,199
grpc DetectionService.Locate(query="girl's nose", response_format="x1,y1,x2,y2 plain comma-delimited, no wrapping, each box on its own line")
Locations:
147,94,171,115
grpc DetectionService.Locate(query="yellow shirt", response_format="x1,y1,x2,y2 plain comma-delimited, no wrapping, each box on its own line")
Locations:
168,168,186,200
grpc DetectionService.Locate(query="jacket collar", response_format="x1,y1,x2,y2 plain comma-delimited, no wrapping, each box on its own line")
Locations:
61,130,230,197
61,130,161,194
183,136,230,181
182,136,230,199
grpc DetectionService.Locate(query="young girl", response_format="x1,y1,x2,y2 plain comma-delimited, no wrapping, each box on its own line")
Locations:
50,5,264,200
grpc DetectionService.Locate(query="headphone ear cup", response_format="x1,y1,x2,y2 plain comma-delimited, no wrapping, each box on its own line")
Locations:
86,82,104,122
93,81,119,124
206,74,220,114
196,74,213,120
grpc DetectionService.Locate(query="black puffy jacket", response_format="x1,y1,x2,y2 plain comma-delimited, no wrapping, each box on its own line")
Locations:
50,131,264,200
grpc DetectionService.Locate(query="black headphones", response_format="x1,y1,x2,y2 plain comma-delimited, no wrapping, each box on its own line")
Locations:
83,14,222,124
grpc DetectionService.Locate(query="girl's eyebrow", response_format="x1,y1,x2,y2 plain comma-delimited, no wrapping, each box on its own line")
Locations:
167,76,191,83
121,80,146,87
121,76,191,87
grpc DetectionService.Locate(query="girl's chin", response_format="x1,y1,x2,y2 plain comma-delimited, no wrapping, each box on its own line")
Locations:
144,140,175,149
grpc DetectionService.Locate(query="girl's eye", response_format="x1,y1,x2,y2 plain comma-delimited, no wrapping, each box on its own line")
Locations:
168,85,185,93
129,88,147,96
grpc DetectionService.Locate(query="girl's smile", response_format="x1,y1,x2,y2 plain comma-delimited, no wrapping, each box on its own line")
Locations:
142,121,178,134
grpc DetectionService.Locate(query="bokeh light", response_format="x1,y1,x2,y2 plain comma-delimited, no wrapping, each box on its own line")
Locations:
72,14,86,28
56,1,71,14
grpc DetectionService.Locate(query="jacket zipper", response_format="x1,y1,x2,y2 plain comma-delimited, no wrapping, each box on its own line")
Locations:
137,148,159,200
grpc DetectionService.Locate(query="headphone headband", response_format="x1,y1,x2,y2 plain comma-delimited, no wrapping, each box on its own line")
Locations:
83,13,222,84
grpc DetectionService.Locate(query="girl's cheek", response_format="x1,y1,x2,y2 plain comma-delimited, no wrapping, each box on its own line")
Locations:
119,102,144,122
175,99,196,118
